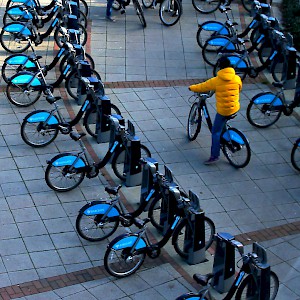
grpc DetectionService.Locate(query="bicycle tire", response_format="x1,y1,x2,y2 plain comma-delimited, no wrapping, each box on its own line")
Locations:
84,104,121,138
142,0,154,8
45,157,86,192
0,27,31,53
222,127,251,168
291,140,300,171
3,5,29,25
54,24,88,48
187,102,201,141
235,275,258,299
213,55,248,81
270,55,286,83
192,0,221,14
172,216,215,258
104,235,146,278
21,110,60,147
246,96,282,128
196,21,231,49
202,36,237,66
59,52,95,74
79,0,89,16
241,0,272,13
112,144,152,181
148,190,188,232
159,0,182,27
65,69,102,101
2,54,37,83
78,10,88,28
6,81,42,107
133,0,147,28
76,211,120,242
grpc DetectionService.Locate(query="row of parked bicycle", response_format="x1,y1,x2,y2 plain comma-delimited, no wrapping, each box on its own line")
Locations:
0,1,294,299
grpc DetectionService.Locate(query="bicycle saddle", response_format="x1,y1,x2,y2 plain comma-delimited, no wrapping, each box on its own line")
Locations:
133,217,150,229
70,131,86,141
46,95,61,104
193,273,214,286
105,185,122,196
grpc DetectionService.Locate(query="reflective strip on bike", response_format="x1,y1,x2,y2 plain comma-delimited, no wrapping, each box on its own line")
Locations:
249,19,257,29
112,236,147,250
235,271,245,286
253,94,283,106
63,65,71,75
203,107,208,118
52,156,85,168
57,48,65,58
110,141,119,153
171,216,181,230
208,38,235,50
145,189,155,202
28,112,59,125
53,5,59,12
84,204,119,217
51,18,59,27
203,23,229,35
11,74,41,86
269,50,277,60
256,34,265,43
7,56,34,68
228,56,247,68
4,23,31,35
81,100,90,112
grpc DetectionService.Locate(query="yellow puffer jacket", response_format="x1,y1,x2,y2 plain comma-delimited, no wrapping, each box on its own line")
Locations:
189,67,242,116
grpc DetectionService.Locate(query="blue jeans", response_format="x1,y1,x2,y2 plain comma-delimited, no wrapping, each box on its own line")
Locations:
106,0,114,17
211,113,227,158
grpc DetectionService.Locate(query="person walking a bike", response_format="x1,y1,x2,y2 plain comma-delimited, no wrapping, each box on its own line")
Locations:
189,56,242,165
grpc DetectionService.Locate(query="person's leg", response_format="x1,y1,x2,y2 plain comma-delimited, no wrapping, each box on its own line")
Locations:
106,0,115,20
210,113,227,158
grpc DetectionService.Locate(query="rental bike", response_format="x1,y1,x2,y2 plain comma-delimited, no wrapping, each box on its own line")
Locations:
192,0,272,14
45,116,151,192
141,0,182,26
187,92,251,168
176,233,279,300
291,138,300,171
112,0,147,27
20,77,121,147
247,81,300,128
104,184,215,278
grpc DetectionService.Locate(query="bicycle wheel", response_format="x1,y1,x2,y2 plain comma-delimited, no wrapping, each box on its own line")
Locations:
0,28,31,53
2,54,37,83
78,10,88,28
21,111,59,147
257,41,273,65
76,212,120,242
172,217,215,258
202,36,237,66
213,55,248,81
111,144,151,181
196,21,231,49
192,0,221,14
79,0,89,16
270,55,286,83
104,236,146,278
187,102,201,141
142,0,154,8
235,275,258,299
241,0,272,13
291,140,300,171
65,69,102,100
148,190,188,232
3,6,28,25
269,271,279,300
222,127,251,168
6,82,42,107
246,97,282,128
45,157,86,192
159,0,182,27
133,0,147,28
54,24,87,48
59,52,95,74
84,104,121,138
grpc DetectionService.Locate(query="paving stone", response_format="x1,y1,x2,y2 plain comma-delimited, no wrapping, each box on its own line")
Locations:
30,250,62,268
3,253,34,272
89,282,126,300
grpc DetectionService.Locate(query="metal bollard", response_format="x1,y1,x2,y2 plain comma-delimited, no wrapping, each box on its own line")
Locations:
211,232,236,293
139,157,159,211
76,61,92,104
284,46,297,89
96,96,113,144
125,121,142,187
185,191,206,265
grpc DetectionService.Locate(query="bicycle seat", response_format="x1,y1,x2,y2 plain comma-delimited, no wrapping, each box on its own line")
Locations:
193,273,214,286
70,131,86,141
46,95,61,104
226,113,237,120
105,185,122,196
133,217,150,229
216,232,235,241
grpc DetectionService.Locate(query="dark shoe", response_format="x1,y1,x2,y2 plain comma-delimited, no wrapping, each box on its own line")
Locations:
204,157,219,165
106,15,116,22
120,7,126,14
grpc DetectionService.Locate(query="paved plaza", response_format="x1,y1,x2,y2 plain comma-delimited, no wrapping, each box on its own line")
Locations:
0,0,299,299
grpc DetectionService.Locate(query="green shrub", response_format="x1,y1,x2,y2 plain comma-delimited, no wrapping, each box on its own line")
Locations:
281,0,300,51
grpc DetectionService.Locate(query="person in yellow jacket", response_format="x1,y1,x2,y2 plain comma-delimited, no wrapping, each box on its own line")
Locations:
189,57,242,165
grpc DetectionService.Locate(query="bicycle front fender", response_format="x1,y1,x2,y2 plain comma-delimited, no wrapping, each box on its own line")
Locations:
48,153,86,168
6,6,33,19
25,110,59,125
81,202,120,218
200,21,230,35
10,71,42,87
11,0,37,6
109,233,147,251
222,128,247,145
207,37,235,50
3,22,32,36
226,55,248,69
5,54,36,69
252,92,283,106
